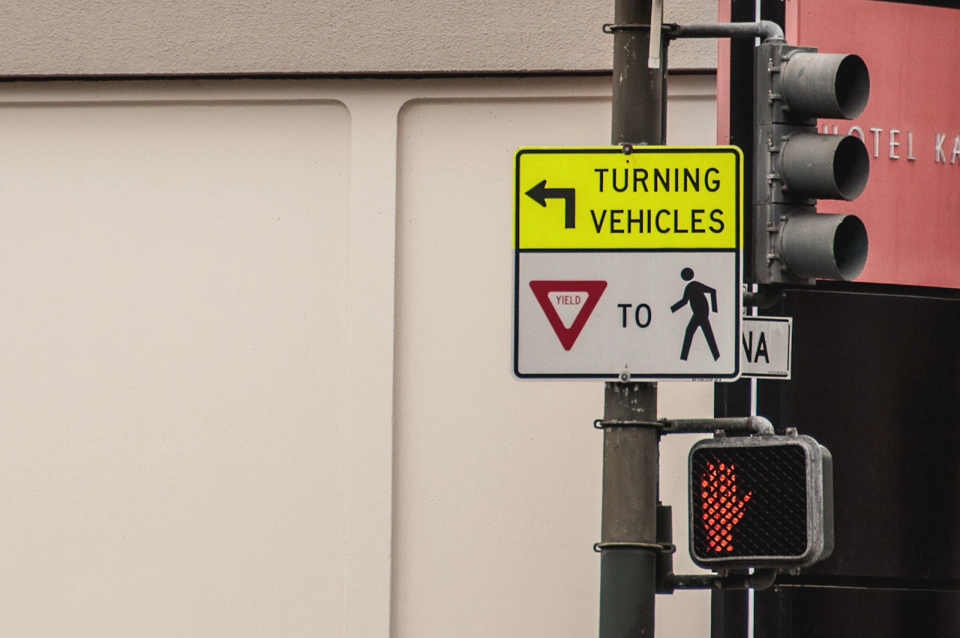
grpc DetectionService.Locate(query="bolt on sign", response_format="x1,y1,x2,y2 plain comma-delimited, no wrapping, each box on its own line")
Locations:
513,147,743,380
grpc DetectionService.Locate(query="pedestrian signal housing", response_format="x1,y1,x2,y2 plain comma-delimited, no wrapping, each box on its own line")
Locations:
689,433,833,569
752,43,870,284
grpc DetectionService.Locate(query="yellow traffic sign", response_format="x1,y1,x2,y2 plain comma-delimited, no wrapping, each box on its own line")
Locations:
515,146,742,250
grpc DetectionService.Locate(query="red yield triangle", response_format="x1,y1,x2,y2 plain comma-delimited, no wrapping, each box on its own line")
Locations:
529,280,607,351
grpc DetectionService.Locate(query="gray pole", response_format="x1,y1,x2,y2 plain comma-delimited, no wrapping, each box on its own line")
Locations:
599,384,659,638
601,0,666,636
611,0,666,146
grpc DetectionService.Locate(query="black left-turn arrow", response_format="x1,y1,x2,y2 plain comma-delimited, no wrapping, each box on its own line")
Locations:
525,180,577,229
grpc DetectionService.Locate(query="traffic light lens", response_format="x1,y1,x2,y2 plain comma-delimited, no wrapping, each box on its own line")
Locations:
834,54,870,120
832,135,870,201
691,444,809,560
833,215,869,280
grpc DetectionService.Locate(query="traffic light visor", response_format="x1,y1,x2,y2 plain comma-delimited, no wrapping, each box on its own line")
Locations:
781,52,870,120
779,212,868,281
780,133,870,201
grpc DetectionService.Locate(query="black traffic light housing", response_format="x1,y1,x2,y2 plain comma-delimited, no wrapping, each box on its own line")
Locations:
753,43,871,284
689,432,834,570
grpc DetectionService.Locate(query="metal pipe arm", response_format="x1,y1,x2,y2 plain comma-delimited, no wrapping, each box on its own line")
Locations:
666,20,785,43
659,416,775,436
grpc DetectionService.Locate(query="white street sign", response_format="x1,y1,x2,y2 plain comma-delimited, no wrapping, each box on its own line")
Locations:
741,316,793,379
517,251,740,378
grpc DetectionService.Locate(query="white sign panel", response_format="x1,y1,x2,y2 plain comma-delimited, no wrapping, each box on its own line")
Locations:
741,316,793,379
517,251,740,378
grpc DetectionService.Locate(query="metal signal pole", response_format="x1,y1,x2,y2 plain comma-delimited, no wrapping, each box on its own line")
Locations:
599,0,667,636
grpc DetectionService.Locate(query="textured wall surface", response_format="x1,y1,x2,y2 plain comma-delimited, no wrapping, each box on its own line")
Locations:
0,74,719,637
0,0,717,77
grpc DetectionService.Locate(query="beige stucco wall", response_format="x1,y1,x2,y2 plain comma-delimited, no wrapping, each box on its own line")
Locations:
0,0,717,77
0,74,719,637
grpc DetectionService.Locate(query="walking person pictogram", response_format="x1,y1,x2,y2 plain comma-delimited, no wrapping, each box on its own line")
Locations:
670,267,720,361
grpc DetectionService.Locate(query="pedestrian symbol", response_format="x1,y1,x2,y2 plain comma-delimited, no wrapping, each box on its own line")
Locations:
670,268,720,361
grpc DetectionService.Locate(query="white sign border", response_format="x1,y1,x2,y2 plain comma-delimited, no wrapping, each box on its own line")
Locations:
512,146,743,381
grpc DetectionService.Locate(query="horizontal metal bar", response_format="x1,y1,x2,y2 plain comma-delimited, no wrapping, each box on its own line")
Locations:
659,416,775,436
666,569,778,591
594,541,675,553
666,21,785,43
594,418,661,429
667,574,719,589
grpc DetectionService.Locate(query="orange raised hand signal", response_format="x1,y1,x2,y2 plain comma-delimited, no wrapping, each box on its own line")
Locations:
701,460,752,553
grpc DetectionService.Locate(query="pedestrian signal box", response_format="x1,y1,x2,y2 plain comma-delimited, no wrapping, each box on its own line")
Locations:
689,433,833,569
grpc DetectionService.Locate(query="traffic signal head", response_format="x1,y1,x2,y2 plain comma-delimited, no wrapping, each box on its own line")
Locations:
753,43,871,284
689,433,834,570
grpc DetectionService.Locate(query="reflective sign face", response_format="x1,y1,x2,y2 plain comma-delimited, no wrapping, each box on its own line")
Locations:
741,316,793,379
513,146,743,380
516,149,741,251
516,251,740,378
688,435,833,569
